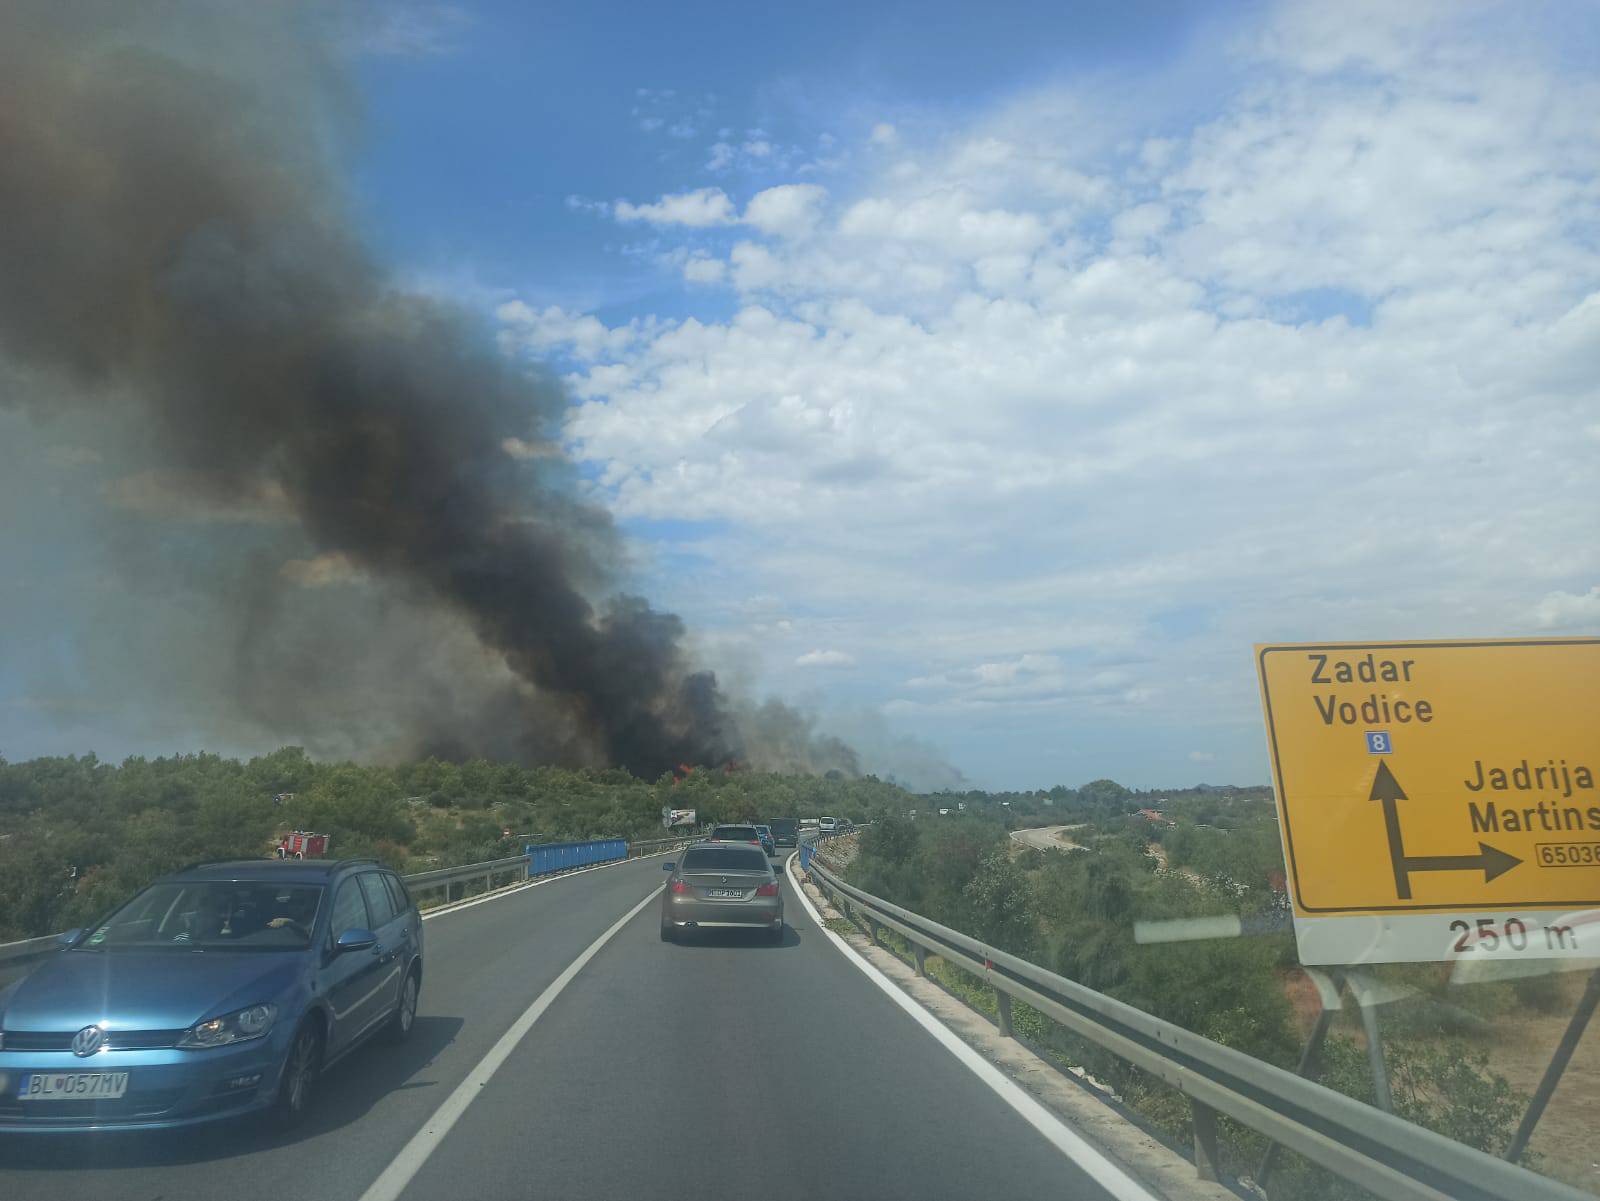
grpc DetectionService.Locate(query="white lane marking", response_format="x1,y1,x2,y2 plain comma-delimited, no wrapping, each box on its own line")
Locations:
421,849,678,922
360,884,664,1201
787,855,1158,1201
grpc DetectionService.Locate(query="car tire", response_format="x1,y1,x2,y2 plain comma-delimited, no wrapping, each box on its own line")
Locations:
660,916,675,943
384,965,420,1044
768,923,784,945
271,1020,323,1129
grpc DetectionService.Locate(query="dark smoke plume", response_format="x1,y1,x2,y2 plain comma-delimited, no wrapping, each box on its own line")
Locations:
0,2,740,775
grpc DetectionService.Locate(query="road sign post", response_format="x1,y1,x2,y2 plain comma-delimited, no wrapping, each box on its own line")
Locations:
1256,638,1600,965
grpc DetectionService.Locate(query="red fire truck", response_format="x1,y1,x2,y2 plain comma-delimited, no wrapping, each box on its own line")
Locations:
276,830,329,859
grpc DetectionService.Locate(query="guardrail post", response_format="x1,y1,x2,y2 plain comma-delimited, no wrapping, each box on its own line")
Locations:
1356,993,1394,1114
995,990,1014,1038
867,916,880,946
912,944,927,977
1506,967,1600,1162
1190,1098,1221,1182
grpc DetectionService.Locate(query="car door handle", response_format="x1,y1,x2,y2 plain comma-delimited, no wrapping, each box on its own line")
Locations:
371,943,386,957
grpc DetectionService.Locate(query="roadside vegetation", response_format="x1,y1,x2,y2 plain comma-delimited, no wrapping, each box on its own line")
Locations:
838,784,1565,1198
0,748,910,942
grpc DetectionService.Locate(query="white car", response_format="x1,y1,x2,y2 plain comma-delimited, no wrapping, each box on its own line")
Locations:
818,816,839,833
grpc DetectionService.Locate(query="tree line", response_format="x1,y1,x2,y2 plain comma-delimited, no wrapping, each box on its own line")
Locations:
0,748,912,942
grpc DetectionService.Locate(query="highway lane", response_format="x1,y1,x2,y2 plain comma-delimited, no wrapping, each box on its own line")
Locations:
386,854,1122,1201
0,855,673,1201
3,851,1129,1201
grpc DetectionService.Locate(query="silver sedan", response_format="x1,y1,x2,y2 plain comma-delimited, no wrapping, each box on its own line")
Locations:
660,844,783,943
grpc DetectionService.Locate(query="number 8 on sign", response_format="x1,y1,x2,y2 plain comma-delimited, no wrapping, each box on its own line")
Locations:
1365,731,1391,754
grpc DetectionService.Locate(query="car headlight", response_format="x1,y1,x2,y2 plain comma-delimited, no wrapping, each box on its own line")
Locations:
177,1003,278,1049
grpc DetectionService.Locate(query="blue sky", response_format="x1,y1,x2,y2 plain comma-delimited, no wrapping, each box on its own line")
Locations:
4,0,1598,791
350,0,1228,320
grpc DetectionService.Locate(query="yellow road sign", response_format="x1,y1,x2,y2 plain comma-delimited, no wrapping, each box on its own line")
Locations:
1256,639,1600,964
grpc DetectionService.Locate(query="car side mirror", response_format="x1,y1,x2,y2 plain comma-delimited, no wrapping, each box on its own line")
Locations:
663,862,675,871
57,928,84,948
335,927,378,952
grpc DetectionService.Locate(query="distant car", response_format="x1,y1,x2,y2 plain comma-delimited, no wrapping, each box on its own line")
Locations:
798,818,820,835
660,844,783,943
818,817,840,834
767,818,799,848
0,858,422,1133
753,825,776,855
707,824,764,847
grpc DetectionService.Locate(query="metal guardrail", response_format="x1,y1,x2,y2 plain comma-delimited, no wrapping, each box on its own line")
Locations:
0,835,699,975
805,856,1587,1201
627,836,698,857
404,853,534,900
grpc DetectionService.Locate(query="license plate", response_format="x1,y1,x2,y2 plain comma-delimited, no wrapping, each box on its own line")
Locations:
705,888,744,898
20,1072,130,1101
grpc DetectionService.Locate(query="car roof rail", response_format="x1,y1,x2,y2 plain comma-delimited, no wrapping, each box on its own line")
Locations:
170,856,382,875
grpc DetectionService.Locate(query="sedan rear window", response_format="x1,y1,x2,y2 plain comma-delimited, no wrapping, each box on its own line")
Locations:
710,826,760,840
681,848,771,873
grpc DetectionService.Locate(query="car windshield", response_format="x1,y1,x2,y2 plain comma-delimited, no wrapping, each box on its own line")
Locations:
81,881,324,951
681,849,770,873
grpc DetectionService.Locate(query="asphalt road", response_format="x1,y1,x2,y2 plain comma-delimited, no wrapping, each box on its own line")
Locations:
0,853,1122,1201
1010,825,1088,852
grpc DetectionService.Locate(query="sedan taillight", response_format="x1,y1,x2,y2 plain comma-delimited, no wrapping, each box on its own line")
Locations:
670,879,693,893
755,882,779,896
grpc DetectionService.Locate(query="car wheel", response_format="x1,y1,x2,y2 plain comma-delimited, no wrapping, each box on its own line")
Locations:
768,922,784,945
660,916,675,943
384,966,420,1044
272,1020,323,1129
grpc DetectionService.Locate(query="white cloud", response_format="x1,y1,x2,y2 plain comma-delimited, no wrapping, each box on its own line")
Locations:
744,184,828,238
895,654,1146,712
1533,587,1600,631
502,3,1600,785
1188,751,1217,763
870,122,897,145
495,300,654,363
613,187,737,227
682,254,727,285
796,649,856,668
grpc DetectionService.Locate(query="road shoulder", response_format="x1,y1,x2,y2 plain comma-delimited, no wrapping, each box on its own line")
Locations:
788,854,1236,1201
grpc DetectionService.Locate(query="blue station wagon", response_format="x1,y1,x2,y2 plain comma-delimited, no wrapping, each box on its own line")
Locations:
0,858,423,1132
